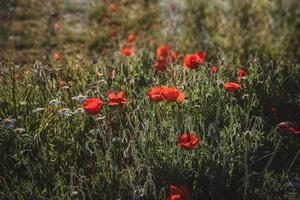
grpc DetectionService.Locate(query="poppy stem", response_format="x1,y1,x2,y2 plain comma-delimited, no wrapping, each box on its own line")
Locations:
243,141,249,200
287,148,300,174
264,136,283,172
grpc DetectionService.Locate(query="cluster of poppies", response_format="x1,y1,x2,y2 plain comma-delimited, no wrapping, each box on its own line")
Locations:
183,52,206,69
83,91,128,115
223,69,247,92
120,33,137,57
153,44,178,71
147,86,185,103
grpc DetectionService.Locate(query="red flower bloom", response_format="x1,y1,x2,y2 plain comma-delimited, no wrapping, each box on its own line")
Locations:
271,107,277,117
276,122,300,135
53,22,61,32
210,66,218,74
109,3,117,12
127,33,136,43
223,82,241,92
107,91,128,106
177,133,199,149
183,52,206,69
237,69,247,82
53,52,62,61
121,47,134,57
156,44,170,59
83,98,103,115
153,59,167,71
147,87,185,103
147,87,165,102
162,87,185,103
166,185,190,200
149,39,156,46
167,51,178,62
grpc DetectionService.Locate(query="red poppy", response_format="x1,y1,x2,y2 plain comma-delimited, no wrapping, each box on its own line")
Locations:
167,51,178,62
271,107,277,117
83,98,103,115
210,66,218,74
109,3,117,12
107,91,128,106
127,33,136,43
53,22,61,32
153,59,167,71
237,69,247,82
149,39,156,46
162,87,185,103
166,185,190,200
53,52,62,61
147,87,164,102
58,79,65,88
156,44,170,59
183,52,206,69
276,122,300,135
223,82,241,92
121,47,134,57
177,133,199,149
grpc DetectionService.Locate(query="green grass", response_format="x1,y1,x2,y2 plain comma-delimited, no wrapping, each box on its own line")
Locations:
0,0,300,199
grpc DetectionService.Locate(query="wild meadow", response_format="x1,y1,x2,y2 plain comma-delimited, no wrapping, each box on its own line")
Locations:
0,0,300,199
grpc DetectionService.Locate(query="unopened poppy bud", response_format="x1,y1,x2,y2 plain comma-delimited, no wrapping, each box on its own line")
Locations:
242,94,249,100
72,191,79,197
244,130,252,141
112,137,122,144
217,81,224,89
205,93,212,99
230,97,238,104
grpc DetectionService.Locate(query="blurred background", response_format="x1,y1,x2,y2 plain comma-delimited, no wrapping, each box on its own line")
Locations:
0,0,299,63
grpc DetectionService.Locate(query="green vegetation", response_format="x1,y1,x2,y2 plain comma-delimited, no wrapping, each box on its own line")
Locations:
0,0,299,199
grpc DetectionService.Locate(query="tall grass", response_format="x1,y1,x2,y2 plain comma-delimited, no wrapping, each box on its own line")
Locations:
0,0,300,199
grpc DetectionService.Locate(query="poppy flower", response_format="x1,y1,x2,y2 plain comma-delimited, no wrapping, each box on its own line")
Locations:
166,185,190,200
53,53,62,61
210,66,218,74
149,39,156,46
156,44,170,59
167,51,178,62
127,33,136,43
237,69,247,82
121,47,134,57
147,87,164,102
276,122,300,135
271,107,277,117
83,98,102,115
58,79,65,88
183,52,206,69
162,87,185,103
109,3,117,12
107,91,128,106
53,22,61,32
177,133,199,149
223,82,241,92
153,59,167,71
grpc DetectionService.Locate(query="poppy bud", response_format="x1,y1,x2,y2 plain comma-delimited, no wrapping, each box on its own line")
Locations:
242,94,249,100
205,93,212,99
244,130,252,141
72,191,79,197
